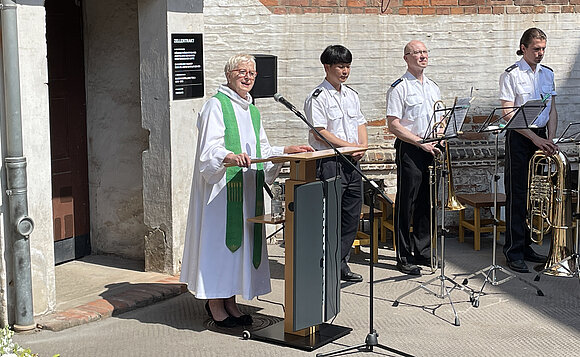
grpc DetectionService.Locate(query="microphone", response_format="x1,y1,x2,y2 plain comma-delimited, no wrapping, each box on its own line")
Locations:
273,93,298,112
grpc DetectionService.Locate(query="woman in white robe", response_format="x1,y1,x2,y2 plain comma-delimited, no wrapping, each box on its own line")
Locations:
180,54,312,327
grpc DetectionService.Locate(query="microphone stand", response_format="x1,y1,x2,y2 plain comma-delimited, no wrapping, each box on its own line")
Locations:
274,95,410,357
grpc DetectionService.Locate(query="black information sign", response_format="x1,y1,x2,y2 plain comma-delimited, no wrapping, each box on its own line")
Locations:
172,33,204,100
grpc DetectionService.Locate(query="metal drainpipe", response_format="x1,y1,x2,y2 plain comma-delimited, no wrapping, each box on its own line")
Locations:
1,0,35,331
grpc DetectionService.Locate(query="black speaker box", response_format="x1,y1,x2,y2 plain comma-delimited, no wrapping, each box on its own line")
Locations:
250,54,277,98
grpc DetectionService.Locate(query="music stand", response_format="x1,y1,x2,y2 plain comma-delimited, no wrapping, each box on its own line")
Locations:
392,97,475,326
533,122,580,282
422,97,473,143
462,102,546,307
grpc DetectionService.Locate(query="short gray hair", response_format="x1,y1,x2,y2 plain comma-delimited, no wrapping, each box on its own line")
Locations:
224,54,256,75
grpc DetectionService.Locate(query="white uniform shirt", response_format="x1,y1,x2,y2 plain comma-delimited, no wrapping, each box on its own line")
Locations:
304,79,366,151
386,71,441,138
499,58,556,128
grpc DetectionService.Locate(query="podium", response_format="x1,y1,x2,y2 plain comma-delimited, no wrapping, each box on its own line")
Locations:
248,147,363,350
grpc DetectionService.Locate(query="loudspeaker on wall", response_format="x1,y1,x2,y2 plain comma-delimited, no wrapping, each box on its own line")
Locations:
250,54,277,98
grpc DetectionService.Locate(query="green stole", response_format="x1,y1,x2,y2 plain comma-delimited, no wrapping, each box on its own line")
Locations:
215,92,265,269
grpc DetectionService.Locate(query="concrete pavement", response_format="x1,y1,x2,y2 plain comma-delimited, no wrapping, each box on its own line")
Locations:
14,233,580,356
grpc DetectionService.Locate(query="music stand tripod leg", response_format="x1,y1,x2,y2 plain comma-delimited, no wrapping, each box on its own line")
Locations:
463,129,544,303
392,274,441,307
393,152,476,326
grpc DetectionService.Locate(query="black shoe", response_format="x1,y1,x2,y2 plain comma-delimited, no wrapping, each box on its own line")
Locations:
205,301,238,328
341,271,363,282
213,316,238,328
231,314,253,326
414,256,439,268
507,259,530,273
396,262,421,276
524,248,548,263
224,304,254,325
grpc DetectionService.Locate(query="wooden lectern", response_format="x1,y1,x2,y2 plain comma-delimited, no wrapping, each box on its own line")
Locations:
248,147,364,350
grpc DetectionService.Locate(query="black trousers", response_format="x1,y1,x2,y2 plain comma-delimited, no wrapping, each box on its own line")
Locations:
504,128,546,262
394,139,433,264
317,156,363,275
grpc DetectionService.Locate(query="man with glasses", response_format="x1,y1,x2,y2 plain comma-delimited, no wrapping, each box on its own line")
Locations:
304,45,368,283
500,28,556,273
386,40,441,276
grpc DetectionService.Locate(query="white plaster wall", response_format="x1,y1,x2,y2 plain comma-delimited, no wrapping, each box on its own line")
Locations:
138,1,204,274
84,0,149,259
203,1,580,148
167,11,204,274
138,0,173,274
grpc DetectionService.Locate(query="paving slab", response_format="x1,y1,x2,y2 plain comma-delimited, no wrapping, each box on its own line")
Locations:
14,233,580,356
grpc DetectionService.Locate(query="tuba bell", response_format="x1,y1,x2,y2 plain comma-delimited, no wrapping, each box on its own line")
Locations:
527,150,577,276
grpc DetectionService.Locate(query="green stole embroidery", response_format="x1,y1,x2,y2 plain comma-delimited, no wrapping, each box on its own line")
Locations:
215,92,265,269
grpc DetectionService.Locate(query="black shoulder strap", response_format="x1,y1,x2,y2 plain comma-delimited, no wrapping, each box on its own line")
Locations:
505,64,517,72
541,64,553,72
391,78,403,87
312,88,322,98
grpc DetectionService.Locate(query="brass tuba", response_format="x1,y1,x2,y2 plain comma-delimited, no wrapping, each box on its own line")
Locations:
527,150,576,276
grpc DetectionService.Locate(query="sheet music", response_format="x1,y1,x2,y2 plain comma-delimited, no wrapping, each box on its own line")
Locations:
554,122,580,144
422,97,472,142
505,99,545,130
444,97,472,138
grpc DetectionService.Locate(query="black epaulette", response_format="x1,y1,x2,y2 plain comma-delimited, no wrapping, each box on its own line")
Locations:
505,64,517,72
391,78,403,87
344,84,358,94
541,64,553,72
430,78,439,87
312,88,322,98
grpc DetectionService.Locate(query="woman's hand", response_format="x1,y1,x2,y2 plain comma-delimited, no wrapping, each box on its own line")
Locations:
223,153,251,168
284,145,314,154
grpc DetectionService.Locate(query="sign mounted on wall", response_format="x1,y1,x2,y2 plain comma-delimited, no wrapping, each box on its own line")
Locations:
171,33,204,100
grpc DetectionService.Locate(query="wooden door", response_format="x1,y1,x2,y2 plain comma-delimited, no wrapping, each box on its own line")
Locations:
46,0,90,264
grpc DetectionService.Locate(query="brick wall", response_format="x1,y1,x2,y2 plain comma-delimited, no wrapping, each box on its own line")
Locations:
203,1,580,199
259,0,580,15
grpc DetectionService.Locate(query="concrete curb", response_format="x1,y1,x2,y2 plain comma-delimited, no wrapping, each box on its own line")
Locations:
36,276,187,332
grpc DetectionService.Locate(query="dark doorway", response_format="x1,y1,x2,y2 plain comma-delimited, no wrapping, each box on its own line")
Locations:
46,0,91,264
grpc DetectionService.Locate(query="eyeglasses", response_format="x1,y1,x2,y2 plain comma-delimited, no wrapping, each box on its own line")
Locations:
404,50,430,56
232,69,258,78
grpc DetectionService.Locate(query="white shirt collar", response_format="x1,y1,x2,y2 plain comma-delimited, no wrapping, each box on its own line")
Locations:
218,84,253,110
322,79,345,97
517,58,541,74
402,70,431,85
